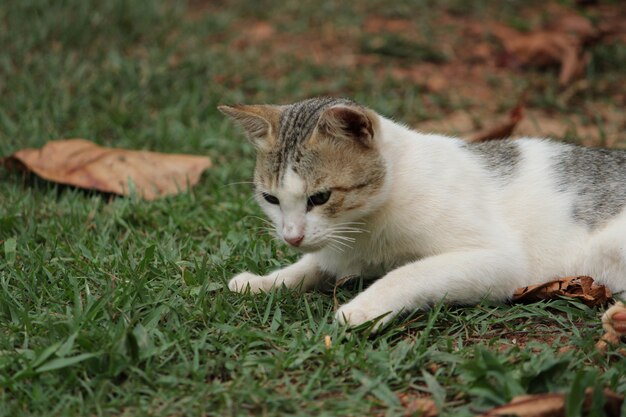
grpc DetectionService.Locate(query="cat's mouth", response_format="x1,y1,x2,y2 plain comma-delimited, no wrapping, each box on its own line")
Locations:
277,234,328,253
285,239,325,253
292,235,356,254
276,227,362,253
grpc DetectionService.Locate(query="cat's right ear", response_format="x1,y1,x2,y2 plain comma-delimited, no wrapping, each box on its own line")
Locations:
315,105,378,149
218,104,281,149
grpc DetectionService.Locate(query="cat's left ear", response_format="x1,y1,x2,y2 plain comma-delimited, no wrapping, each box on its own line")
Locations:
316,106,378,148
218,104,281,149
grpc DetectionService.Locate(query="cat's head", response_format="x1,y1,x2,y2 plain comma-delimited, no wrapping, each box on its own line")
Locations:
219,97,389,252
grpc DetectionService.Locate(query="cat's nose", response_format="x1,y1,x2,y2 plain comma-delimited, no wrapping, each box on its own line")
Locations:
285,234,304,247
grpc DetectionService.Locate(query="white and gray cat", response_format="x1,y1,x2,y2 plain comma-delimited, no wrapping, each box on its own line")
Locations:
219,97,626,329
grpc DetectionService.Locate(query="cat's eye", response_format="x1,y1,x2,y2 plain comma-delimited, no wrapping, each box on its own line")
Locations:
262,192,280,205
307,190,332,210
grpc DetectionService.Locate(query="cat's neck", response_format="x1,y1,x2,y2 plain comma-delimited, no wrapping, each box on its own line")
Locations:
373,117,452,213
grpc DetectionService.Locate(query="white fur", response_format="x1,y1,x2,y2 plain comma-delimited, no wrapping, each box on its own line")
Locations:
230,117,626,329
277,167,307,243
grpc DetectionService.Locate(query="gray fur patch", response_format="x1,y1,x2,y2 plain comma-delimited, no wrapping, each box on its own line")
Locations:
554,144,626,229
466,140,521,180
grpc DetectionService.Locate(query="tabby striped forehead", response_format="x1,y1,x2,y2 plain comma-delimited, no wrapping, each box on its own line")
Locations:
278,97,353,145
272,97,354,180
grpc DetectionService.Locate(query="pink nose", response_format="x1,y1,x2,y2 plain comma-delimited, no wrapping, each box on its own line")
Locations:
285,235,304,247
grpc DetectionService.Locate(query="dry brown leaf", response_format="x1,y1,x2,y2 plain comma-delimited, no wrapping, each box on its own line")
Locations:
549,14,597,42
492,21,588,87
512,276,612,307
466,103,524,143
417,107,625,148
478,393,565,417
1,139,211,200
479,389,624,417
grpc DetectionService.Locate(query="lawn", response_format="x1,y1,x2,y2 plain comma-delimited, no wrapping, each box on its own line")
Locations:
1,0,625,416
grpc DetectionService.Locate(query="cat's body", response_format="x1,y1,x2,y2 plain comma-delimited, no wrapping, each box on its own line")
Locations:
220,98,626,328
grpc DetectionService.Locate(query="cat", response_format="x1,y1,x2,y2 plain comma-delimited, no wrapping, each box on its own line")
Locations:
219,97,626,329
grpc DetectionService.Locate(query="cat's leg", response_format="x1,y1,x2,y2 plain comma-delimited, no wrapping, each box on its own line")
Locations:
229,253,330,294
336,248,526,328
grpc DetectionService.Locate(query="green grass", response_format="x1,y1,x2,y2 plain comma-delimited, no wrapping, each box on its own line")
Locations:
1,0,626,416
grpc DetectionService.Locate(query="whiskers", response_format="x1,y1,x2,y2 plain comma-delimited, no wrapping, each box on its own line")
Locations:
329,221,369,234
221,180,256,189
242,217,369,254
220,180,261,205
325,221,369,253
246,189,265,205
244,215,278,239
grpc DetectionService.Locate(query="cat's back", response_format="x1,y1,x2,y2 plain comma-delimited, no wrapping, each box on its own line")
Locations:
466,138,626,229
551,142,626,227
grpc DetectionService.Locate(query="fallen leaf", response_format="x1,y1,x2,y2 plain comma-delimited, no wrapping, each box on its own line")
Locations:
417,107,625,148
1,139,211,200
466,102,524,143
549,14,597,42
512,276,612,307
479,389,624,417
478,393,565,417
491,21,589,86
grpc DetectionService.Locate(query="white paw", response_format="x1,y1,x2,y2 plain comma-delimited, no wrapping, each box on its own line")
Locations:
335,301,393,330
602,301,626,335
228,272,271,294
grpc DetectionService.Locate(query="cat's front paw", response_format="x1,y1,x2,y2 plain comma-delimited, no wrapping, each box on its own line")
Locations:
335,302,394,331
228,272,271,294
